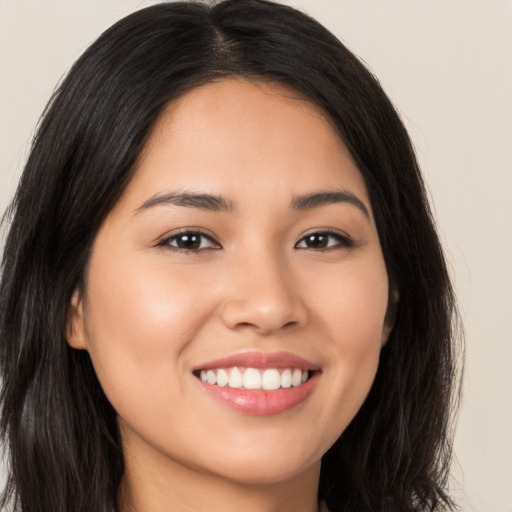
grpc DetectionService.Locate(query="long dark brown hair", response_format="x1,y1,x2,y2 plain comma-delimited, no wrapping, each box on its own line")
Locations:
0,1,462,511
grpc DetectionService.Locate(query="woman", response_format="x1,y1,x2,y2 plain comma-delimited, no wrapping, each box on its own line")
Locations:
0,1,461,511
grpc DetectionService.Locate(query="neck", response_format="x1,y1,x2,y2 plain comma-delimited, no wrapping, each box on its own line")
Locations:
118,442,321,512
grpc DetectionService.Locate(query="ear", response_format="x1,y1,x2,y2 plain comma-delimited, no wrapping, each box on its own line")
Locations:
381,289,399,347
66,288,88,350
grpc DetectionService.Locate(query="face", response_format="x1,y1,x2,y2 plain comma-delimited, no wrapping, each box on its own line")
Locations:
68,79,392,487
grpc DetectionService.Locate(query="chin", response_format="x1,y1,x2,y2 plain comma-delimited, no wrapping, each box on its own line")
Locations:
197,443,322,486
213,463,317,486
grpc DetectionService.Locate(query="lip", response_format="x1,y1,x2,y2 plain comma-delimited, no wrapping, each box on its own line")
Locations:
197,373,319,415
192,351,320,372
193,351,320,415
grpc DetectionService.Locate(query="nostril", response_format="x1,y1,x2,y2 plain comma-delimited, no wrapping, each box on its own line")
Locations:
230,321,258,332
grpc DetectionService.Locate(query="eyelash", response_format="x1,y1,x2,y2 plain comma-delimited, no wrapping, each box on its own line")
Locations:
295,230,354,251
156,229,220,253
156,229,354,254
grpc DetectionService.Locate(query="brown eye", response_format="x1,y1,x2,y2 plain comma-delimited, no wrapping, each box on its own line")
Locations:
302,233,329,249
159,231,220,252
295,231,353,250
175,233,202,250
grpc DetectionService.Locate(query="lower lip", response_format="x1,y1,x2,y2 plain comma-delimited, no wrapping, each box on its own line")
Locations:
197,373,318,415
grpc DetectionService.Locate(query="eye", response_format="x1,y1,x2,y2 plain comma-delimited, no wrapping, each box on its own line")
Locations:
295,231,353,250
157,230,221,252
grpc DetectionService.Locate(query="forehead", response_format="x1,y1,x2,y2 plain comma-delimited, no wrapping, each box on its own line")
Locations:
120,78,370,213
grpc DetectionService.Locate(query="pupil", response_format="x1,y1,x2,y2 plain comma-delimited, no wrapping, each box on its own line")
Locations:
178,234,200,249
306,234,327,248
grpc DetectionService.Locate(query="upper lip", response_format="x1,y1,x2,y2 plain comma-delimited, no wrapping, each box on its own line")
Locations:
193,351,320,372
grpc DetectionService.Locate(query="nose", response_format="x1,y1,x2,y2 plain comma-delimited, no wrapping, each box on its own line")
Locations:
219,253,308,335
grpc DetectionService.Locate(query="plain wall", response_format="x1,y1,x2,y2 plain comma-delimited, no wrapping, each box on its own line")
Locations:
1,1,511,511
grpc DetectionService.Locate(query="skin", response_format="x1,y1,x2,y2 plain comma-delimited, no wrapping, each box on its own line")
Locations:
67,79,393,512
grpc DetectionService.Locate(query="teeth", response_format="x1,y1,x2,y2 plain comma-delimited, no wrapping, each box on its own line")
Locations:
243,368,261,389
262,369,281,390
199,367,311,390
292,368,303,387
216,368,229,387
280,369,292,388
228,367,243,388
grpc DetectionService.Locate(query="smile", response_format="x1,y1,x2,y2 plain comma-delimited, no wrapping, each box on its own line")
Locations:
197,367,310,390
193,352,320,415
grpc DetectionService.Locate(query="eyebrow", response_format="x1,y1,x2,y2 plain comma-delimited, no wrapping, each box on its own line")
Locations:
135,191,235,213
135,189,370,220
291,191,370,220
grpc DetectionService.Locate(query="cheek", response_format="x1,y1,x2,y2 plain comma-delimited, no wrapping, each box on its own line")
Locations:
314,257,389,345
81,249,213,409
309,259,388,426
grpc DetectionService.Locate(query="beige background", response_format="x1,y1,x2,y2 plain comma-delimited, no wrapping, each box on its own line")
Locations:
1,1,511,511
